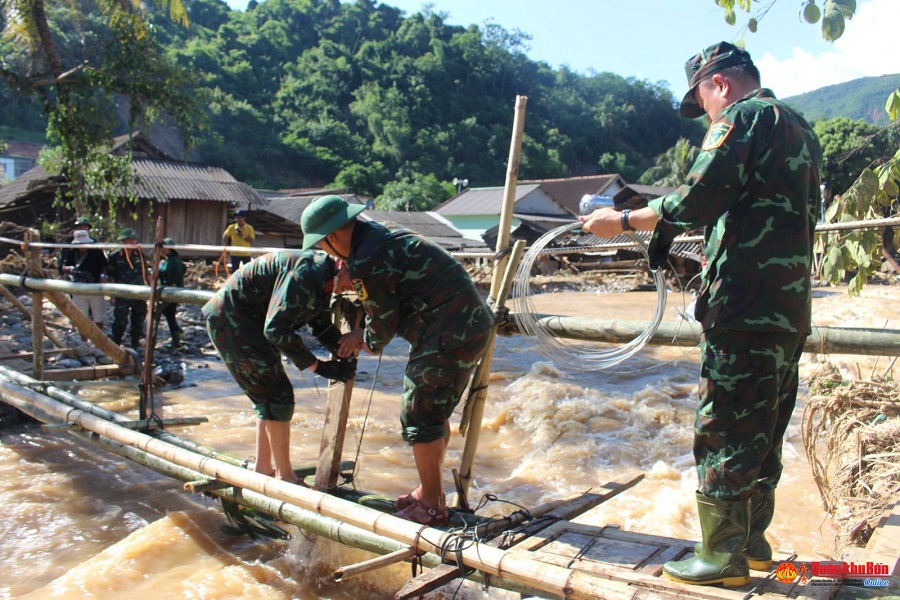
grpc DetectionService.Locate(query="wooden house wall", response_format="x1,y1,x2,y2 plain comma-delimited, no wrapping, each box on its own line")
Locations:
119,200,228,251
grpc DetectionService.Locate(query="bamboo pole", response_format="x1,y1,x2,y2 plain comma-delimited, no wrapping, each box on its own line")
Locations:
334,547,417,582
500,316,900,357
2,273,899,356
456,241,525,508
0,375,632,600
24,230,45,379
141,217,165,420
455,96,527,509
0,364,245,468
0,283,70,352
0,273,213,305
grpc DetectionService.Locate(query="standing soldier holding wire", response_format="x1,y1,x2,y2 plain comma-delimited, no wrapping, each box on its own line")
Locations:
579,42,822,587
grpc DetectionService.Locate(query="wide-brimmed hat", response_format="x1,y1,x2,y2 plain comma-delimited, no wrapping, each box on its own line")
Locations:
300,195,366,250
679,41,754,118
72,230,93,244
117,227,138,242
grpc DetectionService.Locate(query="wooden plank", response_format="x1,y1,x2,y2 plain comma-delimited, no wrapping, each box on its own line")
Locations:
395,564,462,600
635,544,687,576
313,378,353,490
38,364,138,381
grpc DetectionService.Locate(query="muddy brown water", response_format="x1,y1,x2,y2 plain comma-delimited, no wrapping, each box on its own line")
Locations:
1,284,898,599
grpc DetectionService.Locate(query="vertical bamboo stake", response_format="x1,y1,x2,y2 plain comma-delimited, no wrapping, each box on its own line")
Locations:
0,283,69,353
456,95,527,507
140,217,165,421
314,301,355,490
25,230,45,379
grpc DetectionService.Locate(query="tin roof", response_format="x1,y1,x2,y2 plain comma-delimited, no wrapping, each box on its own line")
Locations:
0,159,265,208
433,184,542,216
520,175,625,215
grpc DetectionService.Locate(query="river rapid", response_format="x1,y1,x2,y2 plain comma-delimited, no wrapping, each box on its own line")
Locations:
1,283,898,599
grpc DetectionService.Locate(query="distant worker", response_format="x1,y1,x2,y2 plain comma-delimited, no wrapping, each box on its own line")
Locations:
579,42,822,587
301,195,492,526
60,228,109,337
158,237,186,349
106,228,148,348
222,209,255,272
203,251,357,483
58,216,93,276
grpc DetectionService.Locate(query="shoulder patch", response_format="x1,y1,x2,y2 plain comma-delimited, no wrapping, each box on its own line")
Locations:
702,122,733,151
351,278,368,301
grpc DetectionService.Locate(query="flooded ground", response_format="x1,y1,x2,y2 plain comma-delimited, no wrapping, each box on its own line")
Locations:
1,282,898,599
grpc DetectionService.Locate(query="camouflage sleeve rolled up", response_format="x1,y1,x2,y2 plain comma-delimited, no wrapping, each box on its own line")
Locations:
347,221,492,355
647,88,823,334
203,251,334,371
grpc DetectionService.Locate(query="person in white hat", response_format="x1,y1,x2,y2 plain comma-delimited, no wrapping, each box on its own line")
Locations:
60,229,108,337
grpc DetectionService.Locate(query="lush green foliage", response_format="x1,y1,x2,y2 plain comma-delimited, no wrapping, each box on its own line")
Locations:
814,117,898,195
106,0,703,192
785,74,900,126
0,0,205,238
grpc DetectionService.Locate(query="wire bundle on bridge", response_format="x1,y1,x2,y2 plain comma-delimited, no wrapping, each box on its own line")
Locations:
512,222,667,371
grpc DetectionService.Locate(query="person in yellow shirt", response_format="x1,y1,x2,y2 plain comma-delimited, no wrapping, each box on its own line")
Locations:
222,209,255,272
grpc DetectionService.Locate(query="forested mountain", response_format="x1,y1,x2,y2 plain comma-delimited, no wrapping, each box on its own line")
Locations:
0,0,702,194
783,73,900,125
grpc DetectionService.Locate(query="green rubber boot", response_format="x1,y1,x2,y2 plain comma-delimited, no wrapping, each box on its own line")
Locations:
166,330,182,350
745,488,775,570
663,493,751,587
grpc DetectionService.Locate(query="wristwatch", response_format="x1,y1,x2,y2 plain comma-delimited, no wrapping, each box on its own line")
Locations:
620,209,634,232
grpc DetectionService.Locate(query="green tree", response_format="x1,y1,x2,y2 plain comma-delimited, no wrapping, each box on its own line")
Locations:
376,173,454,211
0,0,202,235
714,0,900,294
639,137,699,187
815,117,891,196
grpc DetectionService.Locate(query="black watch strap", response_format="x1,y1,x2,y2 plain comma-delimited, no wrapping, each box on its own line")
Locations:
621,209,634,232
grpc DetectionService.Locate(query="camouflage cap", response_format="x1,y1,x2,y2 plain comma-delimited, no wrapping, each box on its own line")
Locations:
117,227,138,241
300,195,366,250
679,41,754,118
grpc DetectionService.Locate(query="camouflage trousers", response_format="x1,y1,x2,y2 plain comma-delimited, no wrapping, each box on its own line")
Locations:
205,316,294,422
111,298,147,346
695,328,806,500
401,330,490,445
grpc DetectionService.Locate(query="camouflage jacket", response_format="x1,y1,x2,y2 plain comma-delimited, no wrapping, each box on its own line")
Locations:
106,248,147,286
648,88,823,334
201,251,338,370
347,220,492,356
159,251,186,288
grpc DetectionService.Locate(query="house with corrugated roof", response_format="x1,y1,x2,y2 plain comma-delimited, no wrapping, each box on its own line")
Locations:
432,175,629,243
520,174,627,215
0,132,265,247
0,140,43,183
433,183,571,242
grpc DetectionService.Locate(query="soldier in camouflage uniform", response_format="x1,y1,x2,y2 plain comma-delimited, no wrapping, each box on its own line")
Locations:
106,228,148,348
202,251,356,484
158,237,186,349
301,195,492,525
579,42,822,587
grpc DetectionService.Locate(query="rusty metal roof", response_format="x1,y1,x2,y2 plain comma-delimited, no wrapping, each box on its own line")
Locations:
0,159,266,208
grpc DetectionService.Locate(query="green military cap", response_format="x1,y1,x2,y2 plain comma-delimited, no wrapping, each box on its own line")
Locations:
163,237,176,245
300,195,366,250
679,41,754,118
74,216,92,227
117,227,139,241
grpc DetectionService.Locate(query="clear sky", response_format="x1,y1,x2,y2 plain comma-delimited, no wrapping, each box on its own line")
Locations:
222,0,899,99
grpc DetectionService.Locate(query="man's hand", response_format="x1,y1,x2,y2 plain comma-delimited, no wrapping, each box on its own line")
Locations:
337,327,375,357
578,207,620,238
314,357,357,383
